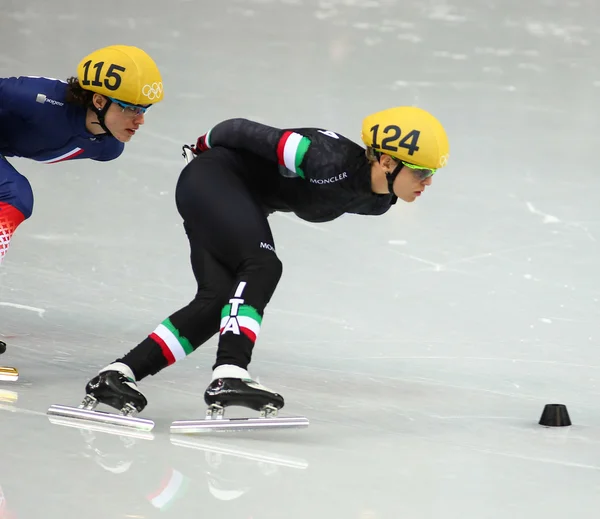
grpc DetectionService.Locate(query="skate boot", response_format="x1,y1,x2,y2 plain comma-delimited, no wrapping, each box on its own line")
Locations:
170,365,308,433
204,365,284,419
47,362,155,433
0,340,6,355
82,362,147,416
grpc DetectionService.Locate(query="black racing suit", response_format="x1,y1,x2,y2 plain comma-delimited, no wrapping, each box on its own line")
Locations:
117,119,397,380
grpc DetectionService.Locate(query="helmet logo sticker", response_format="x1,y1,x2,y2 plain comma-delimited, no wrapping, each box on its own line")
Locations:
142,82,163,100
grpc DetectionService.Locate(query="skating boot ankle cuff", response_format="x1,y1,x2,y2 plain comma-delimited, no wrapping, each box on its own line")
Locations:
212,364,250,381
99,362,136,383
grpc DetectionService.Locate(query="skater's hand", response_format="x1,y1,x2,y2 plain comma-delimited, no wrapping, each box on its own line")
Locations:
191,133,210,155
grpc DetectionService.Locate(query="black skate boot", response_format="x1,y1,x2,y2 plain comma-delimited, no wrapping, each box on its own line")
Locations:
83,366,147,416
0,340,6,355
170,366,307,433
204,378,285,419
47,363,155,432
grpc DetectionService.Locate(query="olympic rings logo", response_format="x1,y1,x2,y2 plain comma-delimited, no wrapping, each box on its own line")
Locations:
142,82,163,100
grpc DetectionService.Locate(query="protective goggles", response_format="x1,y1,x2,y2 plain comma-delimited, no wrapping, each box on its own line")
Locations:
403,162,436,181
108,97,150,116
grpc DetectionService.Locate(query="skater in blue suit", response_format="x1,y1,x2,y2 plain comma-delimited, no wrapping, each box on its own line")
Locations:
0,44,165,356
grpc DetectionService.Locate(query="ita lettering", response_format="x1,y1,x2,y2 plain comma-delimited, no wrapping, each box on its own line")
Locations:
222,282,247,336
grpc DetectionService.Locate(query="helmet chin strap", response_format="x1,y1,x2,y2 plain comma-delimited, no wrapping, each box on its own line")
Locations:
385,161,404,195
374,150,403,195
89,98,113,137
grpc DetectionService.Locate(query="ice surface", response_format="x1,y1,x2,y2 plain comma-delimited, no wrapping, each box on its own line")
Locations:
2,0,600,517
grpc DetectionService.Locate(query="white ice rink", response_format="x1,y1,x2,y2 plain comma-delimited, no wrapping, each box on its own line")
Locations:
2,0,600,517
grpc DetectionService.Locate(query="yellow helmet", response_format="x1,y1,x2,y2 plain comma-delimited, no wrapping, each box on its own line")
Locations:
361,106,449,170
77,45,164,105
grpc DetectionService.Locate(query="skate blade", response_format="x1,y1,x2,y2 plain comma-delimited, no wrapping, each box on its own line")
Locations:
0,366,18,382
170,437,309,469
170,415,309,434
47,404,155,432
47,414,155,440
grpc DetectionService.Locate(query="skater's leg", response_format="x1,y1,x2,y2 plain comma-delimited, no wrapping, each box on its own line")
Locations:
0,156,34,264
116,238,233,381
111,149,281,380
173,150,285,412
80,230,233,412
0,156,34,357
85,149,283,413
174,150,283,375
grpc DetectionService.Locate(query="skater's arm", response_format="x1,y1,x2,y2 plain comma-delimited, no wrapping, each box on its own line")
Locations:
0,77,60,117
195,118,342,181
197,118,294,164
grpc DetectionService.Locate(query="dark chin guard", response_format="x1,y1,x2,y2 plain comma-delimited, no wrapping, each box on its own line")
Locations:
89,98,113,136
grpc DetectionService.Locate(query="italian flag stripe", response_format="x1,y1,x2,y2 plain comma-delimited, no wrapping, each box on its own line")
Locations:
220,315,261,342
163,319,194,355
220,304,262,343
150,331,175,365
151,319,194,364
276,131,310,178
220,304,263,324
147,469,188,510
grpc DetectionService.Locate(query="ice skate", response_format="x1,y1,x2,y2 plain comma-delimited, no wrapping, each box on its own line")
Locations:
47,362,155,433
82,366,148,415
171,365,309,433
204,377,285,417
0,340,18,382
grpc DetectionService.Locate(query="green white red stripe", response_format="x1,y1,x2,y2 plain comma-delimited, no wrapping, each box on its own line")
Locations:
204,128,212,148
276,131,310,178
150,318,194,365
147,469,188,511
220,304,262,342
